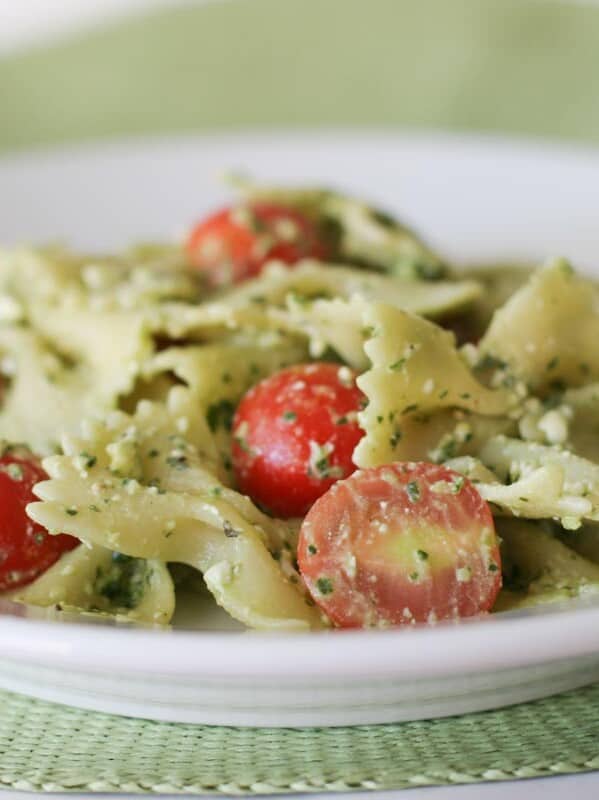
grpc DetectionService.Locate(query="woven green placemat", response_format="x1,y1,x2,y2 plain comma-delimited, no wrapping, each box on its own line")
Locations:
1,685,598,794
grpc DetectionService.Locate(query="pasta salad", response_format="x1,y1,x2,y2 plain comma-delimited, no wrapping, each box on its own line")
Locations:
1,181,599,630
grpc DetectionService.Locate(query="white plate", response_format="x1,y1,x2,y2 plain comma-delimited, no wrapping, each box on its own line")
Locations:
1,131,599,727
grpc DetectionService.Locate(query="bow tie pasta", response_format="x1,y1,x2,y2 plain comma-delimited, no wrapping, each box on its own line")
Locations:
1,182,599,628
28,388,323,630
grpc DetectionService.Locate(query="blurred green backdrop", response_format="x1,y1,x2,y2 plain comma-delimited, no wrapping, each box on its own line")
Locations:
1,0,599,153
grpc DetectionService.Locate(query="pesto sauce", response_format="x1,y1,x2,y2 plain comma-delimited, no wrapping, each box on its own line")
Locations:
94,553,150,610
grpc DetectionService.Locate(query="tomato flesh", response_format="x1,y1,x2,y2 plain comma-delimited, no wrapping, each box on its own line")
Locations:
0,452,79,592
231,363,365,518
298,462,501,628
186,202,329,286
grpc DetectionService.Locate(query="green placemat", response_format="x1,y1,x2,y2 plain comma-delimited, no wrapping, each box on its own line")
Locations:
2,0,599,154
1,685,598,794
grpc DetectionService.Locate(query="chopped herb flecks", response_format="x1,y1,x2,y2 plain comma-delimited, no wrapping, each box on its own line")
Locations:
79,451,97,469
475,354,507,372
389,429,402,449
223,520,240,538
389,359,406,372
316,577,333,595
207,399,235,433
452,476,465,494
4,463,24,481
406,480,421,503
94,554,149,610
307,441,343,480
166,455,189,470
402,404,418,415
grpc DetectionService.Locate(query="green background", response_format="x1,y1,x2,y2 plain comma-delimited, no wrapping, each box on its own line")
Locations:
1,0,599,154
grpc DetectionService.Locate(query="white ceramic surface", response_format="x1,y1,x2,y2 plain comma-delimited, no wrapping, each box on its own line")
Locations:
1,131,599,727
7,775,599,800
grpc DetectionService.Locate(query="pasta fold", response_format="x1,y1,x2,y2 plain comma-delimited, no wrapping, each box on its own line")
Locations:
480,260,599,392
28,389,324,631
12,545,175,624
354,304,517,468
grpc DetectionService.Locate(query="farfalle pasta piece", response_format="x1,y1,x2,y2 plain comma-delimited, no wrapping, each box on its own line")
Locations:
0,314,151,454
145,335,308,409
147,260,481,343
271,296,370,369
446,455,594,528
28,389,323,631
354,303,518,468
144,334,308,478
480,260,599,392
12,545,175,624
238,182,446,278
495,518,599,610
0,244,201,312
471,435,599,528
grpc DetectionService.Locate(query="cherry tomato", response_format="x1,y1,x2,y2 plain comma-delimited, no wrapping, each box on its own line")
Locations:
297,462,501,628
186,202,329,286
231,363,365,518
0,451,79,592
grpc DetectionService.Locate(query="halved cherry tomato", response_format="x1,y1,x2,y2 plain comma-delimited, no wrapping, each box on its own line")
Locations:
0,452,79,592
231,363,365,518
186,203,329,286
298,462,501,628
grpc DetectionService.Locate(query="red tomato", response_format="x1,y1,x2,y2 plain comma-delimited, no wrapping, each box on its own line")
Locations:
186,203,329,286
0,452,79,592
297,462,501,628
231,363,365,518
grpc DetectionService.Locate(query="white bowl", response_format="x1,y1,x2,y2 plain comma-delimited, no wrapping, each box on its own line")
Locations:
1,131,599,726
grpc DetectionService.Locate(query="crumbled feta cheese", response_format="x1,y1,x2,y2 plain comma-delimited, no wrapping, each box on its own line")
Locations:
456,566,472,583
538,408,569,445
